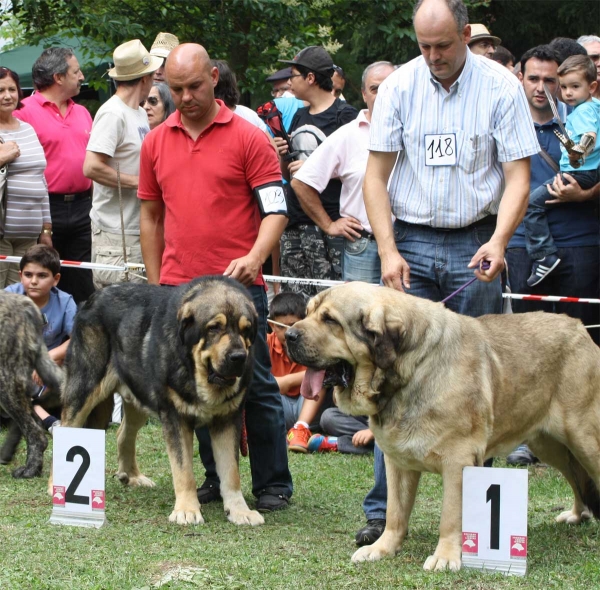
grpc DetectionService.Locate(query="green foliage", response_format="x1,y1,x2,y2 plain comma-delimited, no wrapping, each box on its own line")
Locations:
2,0,599,105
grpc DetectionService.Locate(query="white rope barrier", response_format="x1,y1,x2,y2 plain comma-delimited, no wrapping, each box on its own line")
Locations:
1,256,599,305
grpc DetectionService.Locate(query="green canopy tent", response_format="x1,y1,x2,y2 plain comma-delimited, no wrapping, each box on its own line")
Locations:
0,36,112,111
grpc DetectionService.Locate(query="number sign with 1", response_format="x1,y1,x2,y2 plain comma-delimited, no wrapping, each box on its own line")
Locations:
462,467,528,576
50,427,106,528
424,133,457,166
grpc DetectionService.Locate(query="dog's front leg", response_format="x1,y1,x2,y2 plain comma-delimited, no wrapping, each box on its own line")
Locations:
423,462,464,571
209,421,264,526
352,457,420,563
162,416,203,525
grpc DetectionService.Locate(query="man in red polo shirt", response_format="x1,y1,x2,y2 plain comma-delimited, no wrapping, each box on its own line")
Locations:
138,43,292,513
15,48,94,303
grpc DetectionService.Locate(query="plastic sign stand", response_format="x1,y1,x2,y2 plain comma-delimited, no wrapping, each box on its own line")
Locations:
462,466,528,576
50,427,106,528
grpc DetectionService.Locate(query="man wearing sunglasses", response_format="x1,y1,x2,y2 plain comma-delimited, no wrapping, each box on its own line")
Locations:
577,35,600,99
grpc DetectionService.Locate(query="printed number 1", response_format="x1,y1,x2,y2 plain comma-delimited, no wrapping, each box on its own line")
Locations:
427,137,454,160
65,446,91,505
486,484,500,550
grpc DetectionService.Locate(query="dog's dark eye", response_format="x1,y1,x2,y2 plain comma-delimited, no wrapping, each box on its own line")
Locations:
323,314,339,326
207,324,221,333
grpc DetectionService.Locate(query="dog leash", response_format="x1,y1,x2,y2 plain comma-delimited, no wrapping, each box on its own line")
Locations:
441,261,491,304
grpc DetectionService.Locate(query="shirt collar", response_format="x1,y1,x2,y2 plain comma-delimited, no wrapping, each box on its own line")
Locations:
271,332,285,356
357,109,370,126
32,91,74,112
166,99,232,130
428,46,472,94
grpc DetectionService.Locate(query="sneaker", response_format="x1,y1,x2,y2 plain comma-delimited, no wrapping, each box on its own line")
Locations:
355,519,386,546
256,492,289,513
506,444,539,466
527,254,561,287
307,434,338,453
47,420,61,437
287,424,311,453
196,479,222,504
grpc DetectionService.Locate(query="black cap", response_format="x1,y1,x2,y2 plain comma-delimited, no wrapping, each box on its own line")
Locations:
266,67,293,83
279,46,334,75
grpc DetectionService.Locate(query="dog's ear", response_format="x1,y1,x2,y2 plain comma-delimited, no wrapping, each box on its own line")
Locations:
178,313,201,347
361,306,398,369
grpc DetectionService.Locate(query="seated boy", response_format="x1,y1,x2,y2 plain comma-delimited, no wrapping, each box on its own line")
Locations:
4,245,77,433
267,292,330,452
524,54,600,286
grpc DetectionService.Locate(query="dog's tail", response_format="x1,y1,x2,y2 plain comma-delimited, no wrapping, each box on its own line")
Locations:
568,450,600,519
34,343,64,394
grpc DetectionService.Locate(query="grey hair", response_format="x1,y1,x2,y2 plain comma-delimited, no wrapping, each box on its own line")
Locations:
577,35,600,46
361,61,395,90
153,82,175,121
32,47,75,91
412,0,469,33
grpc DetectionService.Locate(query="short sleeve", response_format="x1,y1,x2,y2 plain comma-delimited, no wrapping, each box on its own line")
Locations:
244,127,283,190
87,107,123,158
293,131,342,193
369,76,404,152
138,131,163,201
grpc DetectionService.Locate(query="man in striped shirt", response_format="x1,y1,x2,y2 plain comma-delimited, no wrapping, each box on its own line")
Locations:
354,0,539,553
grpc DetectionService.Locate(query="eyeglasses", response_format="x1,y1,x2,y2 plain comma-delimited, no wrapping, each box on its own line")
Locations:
589,54,600,63
288,73,304,79
141,96,160,107
271,85,291,97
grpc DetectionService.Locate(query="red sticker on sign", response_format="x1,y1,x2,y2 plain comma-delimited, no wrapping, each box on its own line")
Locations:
510,535,527,558
91,490,105,510
52,485,66,506
462,532,478,555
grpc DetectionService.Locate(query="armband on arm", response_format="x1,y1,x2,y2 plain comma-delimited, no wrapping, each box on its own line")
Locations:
254,181,289,218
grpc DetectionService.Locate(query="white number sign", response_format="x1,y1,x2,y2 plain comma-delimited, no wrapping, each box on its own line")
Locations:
462,466,528,576
49,427,106,528
424,133,457,166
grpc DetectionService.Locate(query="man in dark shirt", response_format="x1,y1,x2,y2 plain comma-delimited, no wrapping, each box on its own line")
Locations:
275,46,358,295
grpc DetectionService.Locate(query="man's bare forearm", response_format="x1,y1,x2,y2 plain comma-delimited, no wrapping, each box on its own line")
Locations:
140,202,165,285
291,179,332,231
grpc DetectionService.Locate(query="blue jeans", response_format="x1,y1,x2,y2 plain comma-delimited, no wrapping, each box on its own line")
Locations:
506,247,599,346
524,170,598,260
280,394,304,432
343,236,381,283
363,218,502,520
196,285,293,498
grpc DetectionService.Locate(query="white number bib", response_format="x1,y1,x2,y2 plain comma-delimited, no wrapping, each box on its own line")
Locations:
425,133,457,166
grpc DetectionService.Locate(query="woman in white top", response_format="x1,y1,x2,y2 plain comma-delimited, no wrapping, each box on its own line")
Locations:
0,67,51,287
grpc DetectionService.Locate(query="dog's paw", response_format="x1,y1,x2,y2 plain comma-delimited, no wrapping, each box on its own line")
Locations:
423,553,462,572
12,465,41,479
556,508,592,525
114,471,156,487
169,507,205,525
351,544,390,563
226,507,264,526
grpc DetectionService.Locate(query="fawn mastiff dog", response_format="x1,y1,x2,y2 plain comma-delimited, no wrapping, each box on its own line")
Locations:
285,282,600,571
49,276,264,527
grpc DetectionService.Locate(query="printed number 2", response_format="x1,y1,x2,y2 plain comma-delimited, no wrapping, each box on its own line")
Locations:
65,446,91,505
486,484,500,550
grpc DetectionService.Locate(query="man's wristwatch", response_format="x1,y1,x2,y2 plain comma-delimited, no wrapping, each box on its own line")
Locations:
41,228,53,235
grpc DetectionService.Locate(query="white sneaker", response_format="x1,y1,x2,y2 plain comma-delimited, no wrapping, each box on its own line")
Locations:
48,420,61,436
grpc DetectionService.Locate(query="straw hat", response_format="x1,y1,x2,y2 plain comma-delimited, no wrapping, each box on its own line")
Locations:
469,24,501,47
108,39,163,81
150,32,180,59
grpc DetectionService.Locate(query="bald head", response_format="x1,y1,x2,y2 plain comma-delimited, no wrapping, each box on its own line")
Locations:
165,43,220,125
413,0,468,34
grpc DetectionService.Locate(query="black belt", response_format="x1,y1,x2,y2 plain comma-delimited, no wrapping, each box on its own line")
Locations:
48,189,92,202
357,228,376,241
395,215,497,232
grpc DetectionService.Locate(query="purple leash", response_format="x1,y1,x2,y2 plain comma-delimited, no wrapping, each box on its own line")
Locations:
441,261,491,304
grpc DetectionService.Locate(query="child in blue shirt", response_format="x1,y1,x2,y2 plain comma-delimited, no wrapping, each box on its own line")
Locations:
4,244,77,432
524,54,600,287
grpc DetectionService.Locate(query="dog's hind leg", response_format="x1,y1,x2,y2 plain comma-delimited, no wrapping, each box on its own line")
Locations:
2,389,47,478
0,420,23,465
115,397,154,487
528,434,594,524
352,458,420,564
209,419,264,526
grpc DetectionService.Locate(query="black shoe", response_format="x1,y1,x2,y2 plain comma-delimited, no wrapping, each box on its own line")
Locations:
256,492,289,513
506,445,539,466
197,479,221,504
355,518,386,546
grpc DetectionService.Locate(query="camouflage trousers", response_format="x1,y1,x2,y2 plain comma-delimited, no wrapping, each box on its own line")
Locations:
280,224,343,297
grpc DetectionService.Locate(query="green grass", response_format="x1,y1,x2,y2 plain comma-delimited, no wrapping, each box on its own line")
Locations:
0,421,598,589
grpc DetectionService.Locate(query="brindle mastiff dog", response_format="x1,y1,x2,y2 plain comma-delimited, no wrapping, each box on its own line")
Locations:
0,292,63,477
49,276,263,527
286,282,600,571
